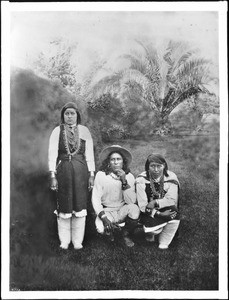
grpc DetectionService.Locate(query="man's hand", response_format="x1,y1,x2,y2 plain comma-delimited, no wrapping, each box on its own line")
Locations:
158,209,177,221
115,169,126,182
102,216,117,234
145,200,157,214
50,177,58,191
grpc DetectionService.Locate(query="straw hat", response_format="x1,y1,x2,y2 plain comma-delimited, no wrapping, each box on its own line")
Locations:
100,145,132,166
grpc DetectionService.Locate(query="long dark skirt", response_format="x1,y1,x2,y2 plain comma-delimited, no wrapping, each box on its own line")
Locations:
56,155,89,213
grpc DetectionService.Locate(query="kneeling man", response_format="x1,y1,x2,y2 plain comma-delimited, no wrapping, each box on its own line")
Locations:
92,145,140,247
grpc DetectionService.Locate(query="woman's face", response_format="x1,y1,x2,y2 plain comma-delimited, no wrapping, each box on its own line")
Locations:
109,153,123,173
64,108,77,125
149,162,164,179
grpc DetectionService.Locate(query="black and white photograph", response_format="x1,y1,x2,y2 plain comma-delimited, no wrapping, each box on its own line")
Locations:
1,1,228,299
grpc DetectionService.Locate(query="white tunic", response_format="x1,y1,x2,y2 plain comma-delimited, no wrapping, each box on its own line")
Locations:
136,170,179,213
92,171,137,215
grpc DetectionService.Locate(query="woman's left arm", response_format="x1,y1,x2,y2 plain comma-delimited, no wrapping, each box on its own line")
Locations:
81,126,95,189
82,126,95,172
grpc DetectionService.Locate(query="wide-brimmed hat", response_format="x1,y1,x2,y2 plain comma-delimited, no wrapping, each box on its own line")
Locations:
100,145,132,166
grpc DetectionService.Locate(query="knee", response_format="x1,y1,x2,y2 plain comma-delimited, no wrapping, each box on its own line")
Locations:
128,204,140,219
57,217,71,228
162,220,180,233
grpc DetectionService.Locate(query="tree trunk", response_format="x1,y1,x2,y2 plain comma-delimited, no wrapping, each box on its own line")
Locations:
161,86,202,120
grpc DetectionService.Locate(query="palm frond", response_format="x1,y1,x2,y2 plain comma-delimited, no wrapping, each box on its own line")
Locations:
121,69,149,86
120,54,148,74
162,85,204,117
175,50,195,70
170,58,211,96
163,41,199,91
135,40,161,77
118,69,160,110
86,71,124,101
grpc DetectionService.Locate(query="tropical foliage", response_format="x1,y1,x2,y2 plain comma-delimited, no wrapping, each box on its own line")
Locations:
169,93,219,135
31,38,218,138
87,39,215,122
32,38,79,94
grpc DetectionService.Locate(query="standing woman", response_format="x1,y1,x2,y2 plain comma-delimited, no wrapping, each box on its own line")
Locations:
48,102,95,250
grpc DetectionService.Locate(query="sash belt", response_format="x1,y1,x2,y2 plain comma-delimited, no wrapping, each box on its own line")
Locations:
58,153,85,163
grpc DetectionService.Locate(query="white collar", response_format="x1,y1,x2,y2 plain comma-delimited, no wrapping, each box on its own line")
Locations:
109,172,120,180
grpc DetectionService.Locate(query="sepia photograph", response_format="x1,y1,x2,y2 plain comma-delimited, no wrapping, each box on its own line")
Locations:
1,1,228,299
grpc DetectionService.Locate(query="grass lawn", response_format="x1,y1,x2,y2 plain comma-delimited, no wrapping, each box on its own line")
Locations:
10,136,219,291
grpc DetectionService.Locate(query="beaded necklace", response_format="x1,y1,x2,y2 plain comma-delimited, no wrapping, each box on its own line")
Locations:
109,172,121,181
62,124,80,160
149,175,165,200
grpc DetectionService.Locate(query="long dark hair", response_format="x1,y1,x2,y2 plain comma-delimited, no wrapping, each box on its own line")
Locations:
99,151,130,175
145,154,169,179
60,102,81,124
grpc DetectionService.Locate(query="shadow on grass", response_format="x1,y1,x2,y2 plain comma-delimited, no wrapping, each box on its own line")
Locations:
9,137,219,291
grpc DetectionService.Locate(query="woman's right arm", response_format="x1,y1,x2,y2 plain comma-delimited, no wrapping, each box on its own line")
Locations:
48,127,60,173
48,127,60,190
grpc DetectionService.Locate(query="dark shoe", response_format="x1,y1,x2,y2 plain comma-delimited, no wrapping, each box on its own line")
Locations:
124,216,140,233
133,226,144,236
123,235,135,247
145,233,155,242
105,231,115,242
122,229,135,247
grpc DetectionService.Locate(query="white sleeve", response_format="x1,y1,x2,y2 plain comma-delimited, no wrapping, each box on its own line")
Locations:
136,177,148,213
79,126,95,172
48,126,60,172
91,172,104,215
123,173,137,204
158,183,179,208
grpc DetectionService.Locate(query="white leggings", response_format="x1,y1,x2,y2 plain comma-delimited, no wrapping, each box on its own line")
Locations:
145,220,180,247
57,216,86,249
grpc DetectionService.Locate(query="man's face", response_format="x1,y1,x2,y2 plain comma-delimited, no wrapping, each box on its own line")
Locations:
64,108,77,125
109,153,123,173
149,162,164,179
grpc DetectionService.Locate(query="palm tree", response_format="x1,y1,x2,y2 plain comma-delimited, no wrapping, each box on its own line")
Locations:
87,39,214,122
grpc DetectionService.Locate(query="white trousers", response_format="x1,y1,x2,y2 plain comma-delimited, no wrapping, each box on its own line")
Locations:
57,216,86,249
95,204,140,234
145,220,180,247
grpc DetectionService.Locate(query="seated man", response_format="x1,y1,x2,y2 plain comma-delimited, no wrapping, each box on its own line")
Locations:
92,145,140,247
136,153,180,249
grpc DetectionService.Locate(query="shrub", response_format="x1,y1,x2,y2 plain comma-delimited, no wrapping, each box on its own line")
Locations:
169,94,220,136
101,124,130,142
87,94,129,142
177,135,219,177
